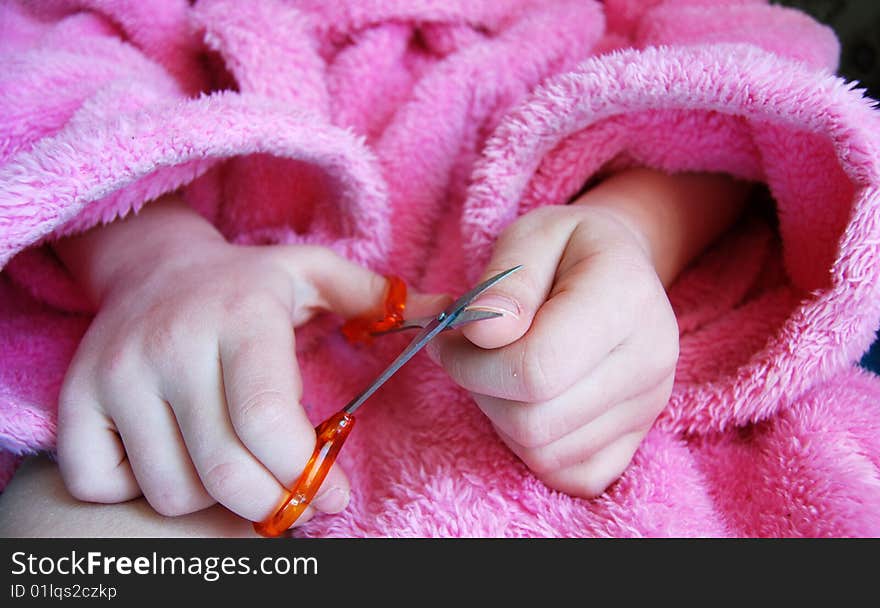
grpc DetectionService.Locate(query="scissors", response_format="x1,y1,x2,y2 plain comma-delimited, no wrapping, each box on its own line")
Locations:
253,265,522,537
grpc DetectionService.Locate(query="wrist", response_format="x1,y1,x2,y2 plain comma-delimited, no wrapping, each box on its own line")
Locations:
52,195,227,303
572,168,748,287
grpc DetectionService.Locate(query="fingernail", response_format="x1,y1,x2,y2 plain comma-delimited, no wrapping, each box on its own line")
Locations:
425,340,441,363
316,486,350,514
287,506,314,529
467,294,520,319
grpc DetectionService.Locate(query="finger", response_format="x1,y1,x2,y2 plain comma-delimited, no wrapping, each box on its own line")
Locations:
431,248,651,401
56,385,141,504
460,213,575,349
493,378,671,478
165,356,303,523
271,244,453,327
268,246,389,320
405,293,453,319
112,392,213,517
219,305,307,483
220,308,350,515
539,431,646,499
472,344,671,449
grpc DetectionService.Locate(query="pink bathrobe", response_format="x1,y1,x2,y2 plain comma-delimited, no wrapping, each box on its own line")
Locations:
2,0,879,537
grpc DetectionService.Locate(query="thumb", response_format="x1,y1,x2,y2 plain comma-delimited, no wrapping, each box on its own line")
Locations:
273,245,453,323
459,214,578,349
272,245,390,319
460,269,545,349
461,260,558,351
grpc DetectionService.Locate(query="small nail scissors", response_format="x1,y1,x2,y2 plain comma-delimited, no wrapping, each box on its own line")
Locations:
254,265,522,537
372,307,503,334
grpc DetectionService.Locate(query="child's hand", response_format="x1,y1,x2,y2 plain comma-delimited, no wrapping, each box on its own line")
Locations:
431,169,748,497
430,205,678,497
52,197,392,526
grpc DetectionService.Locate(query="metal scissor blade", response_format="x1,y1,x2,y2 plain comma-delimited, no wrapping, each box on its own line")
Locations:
444,265,523,318
343,265,522,414
372,308,502,335
452,308,504,325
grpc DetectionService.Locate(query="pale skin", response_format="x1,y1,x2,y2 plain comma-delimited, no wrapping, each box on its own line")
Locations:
0,167,748,537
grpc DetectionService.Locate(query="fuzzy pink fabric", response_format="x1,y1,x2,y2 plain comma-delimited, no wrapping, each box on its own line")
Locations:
1,0,879,537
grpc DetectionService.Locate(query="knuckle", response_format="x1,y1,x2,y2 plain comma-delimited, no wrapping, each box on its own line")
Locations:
620,269,659,314
506,407,554,450
200,460,247,504
642,330,679,387
517,342,565,403
150,500,192,518
140,310,188,363
639,377,676,424
96,336,142,385
142,327,172,360
62,468,122,504
223,291,281,320
233,389,289,438
145,483,209,517
60,471,94,502
520,447,564,477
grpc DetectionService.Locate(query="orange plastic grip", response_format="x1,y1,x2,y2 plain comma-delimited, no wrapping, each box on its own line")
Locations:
341,275,407,344
253,411,356,537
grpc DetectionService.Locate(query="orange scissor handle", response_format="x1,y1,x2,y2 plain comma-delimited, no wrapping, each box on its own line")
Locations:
253,411,356,538
340,275,407,344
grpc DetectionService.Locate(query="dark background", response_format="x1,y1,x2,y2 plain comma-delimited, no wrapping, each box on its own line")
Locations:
776,0,880,99
774,0,880,373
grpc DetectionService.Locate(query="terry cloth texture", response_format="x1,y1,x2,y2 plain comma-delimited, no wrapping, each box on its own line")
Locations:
1,0,880,536
777,0,880,376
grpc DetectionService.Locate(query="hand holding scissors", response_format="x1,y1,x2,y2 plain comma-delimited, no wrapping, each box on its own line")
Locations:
254,266,522,537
